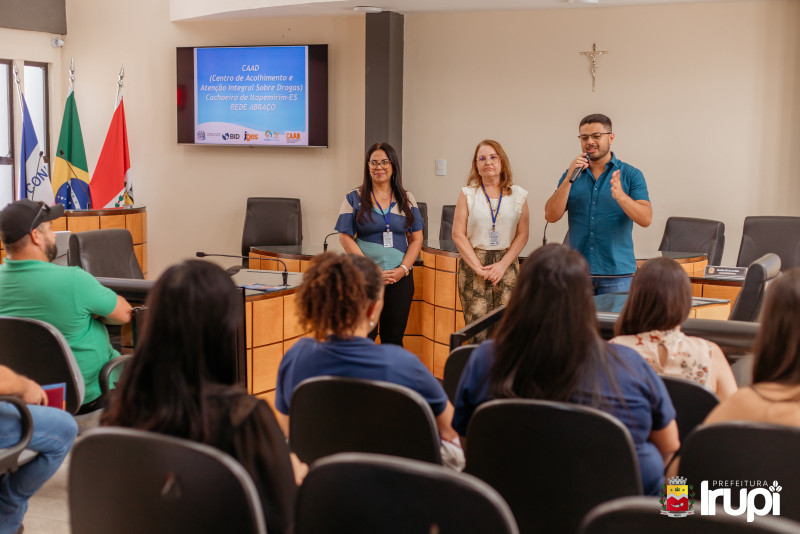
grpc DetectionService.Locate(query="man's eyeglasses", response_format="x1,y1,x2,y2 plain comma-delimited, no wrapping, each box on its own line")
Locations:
477,155,501,164
578,132,612,142
369,159,392,168
30,201,50,233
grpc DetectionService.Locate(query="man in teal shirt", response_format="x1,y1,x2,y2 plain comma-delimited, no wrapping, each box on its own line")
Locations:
0,200,131,412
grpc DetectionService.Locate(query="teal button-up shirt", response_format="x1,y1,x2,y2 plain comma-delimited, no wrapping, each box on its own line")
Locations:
558,152,649,275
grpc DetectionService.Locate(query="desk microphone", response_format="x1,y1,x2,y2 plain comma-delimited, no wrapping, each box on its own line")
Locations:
323,231,338,252
195,251,289,286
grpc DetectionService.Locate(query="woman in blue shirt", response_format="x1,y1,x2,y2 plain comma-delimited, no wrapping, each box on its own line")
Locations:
335,142,424,346
453,244,680,495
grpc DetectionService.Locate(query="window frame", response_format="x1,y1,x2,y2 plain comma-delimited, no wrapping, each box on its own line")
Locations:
22,60,50,165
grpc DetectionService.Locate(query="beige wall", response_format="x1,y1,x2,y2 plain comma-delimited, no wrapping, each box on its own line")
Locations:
58,0,365,275
403,0,800,265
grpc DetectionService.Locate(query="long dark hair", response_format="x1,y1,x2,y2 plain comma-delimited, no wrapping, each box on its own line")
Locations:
356,142,414,229
615,257,692,336
490,245,612,403
102,260,242,440
296,252,383,339
753,268,800,385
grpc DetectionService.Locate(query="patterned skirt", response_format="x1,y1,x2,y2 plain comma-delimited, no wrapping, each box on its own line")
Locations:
457,248,519,342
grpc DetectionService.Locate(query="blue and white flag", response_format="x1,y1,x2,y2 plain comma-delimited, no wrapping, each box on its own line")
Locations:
20,95,55,204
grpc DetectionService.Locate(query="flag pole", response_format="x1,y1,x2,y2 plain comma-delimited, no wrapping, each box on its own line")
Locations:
69,58,75,92
12,64,24,112
116,65,124,107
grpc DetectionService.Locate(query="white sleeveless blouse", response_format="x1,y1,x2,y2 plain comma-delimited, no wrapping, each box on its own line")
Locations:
463,184,528,250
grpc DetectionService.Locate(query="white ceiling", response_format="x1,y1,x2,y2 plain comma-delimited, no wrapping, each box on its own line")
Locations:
170,0,759,21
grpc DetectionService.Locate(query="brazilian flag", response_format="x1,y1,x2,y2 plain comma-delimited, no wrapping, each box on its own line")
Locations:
52,88,91,209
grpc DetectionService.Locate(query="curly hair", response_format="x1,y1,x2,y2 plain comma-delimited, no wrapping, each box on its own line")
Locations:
296,252,383,339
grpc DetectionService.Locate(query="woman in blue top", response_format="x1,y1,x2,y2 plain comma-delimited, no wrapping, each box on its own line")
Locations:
453,244,680,495
335,142,424,346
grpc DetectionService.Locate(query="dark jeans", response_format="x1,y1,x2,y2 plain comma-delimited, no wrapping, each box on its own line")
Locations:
592,275,633,295
369,272,414,346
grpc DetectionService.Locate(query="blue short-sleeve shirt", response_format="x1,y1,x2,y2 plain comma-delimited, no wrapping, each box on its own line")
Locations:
275,336,447,417
335,189,424,271
558,153,649,275
453,340,675,496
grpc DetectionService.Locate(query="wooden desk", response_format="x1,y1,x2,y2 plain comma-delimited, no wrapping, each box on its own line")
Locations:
0,206,148,276
689,276,743,308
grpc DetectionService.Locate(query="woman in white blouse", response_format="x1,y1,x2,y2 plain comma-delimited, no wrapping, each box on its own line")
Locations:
451,140,529,340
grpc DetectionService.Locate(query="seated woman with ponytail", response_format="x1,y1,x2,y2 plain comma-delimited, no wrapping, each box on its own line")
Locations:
275,252,461,460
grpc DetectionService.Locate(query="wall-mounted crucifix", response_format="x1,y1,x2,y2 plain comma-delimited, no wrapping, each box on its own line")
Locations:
580,43,608,92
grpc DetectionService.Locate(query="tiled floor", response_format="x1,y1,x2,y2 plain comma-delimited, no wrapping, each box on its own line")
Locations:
23,448,71,534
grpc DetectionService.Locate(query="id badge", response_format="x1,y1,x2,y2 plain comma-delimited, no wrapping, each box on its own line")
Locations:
383,231,394,248
489,230,500,247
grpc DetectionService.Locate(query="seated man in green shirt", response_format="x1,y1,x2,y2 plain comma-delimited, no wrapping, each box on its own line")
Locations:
0,200,132,413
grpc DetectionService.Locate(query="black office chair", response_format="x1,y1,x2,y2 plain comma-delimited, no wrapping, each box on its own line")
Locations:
289,376,442,465
737,216,800,271
659,217,726,266
296,452,519,534
240,197,302,267
580,496,800,534
439,204,456,242
680,422,800,521
0,317,85,414
465,399,642,534
442,344,477,403
69,427,267,534
661,375,719,444
0,396,34,475
728,253,781,321
68,229,144,279
417,201,429,241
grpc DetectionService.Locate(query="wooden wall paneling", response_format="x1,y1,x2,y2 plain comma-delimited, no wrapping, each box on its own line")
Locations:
67,216,99,233
702,285,741,307
125,212,144,243
247,349,253,393
245,301,253,348
694,303,730,321
100,214,126,230
51,218,67,231
284,336,304,352
422,251,435,268
433,343,450,379
251,297,284,347
133,244,145,274
248,255,262,270
423,266,435,304
257,391,277,412
455,311,465,332
412,267,423,300
434,270,456,309
252,343,284,393
403,335,422,360
420,337,434,373
435,254,457,273
434,307,455,345
421,302,435,340
406,300,423,336
284,293,306,339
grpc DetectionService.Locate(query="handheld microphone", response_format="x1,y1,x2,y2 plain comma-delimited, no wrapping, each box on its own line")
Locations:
59,150,83,209
568,153,589,184
323,231,338,252
195,251,289,287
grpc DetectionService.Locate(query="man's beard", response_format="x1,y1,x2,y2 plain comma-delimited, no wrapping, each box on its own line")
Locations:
45,241,57,262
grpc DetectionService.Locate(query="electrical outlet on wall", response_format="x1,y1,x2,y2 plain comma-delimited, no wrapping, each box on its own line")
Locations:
435,159,446,176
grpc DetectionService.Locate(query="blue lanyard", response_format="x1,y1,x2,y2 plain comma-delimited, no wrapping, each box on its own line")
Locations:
480,184,503,230
371,190,393,231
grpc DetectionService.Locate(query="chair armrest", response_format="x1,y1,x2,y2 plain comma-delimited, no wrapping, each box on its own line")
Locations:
99,355,134,395
0,396,34,473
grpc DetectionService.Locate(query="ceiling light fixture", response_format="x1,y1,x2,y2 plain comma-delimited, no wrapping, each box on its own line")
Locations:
353,6,383,13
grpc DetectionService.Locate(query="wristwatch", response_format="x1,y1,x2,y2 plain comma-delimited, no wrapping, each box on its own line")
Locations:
400,264,410,277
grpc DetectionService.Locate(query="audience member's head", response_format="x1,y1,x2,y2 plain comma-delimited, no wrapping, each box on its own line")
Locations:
103,259,241,437
753,268,800,384
615,257,692,336
490,244,604,401
0,199,64,259
296,252,383,339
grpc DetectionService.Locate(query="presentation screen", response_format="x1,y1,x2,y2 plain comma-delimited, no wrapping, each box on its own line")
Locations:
176,45,328,147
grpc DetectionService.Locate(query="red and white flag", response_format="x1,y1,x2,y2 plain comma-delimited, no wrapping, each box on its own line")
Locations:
90,92,133,208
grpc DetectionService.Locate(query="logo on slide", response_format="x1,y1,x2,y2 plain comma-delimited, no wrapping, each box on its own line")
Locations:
244,132,259,141
264,130,281,141
222,133,240,141
659,476,694,517
196,130,206,141
286,131,300,144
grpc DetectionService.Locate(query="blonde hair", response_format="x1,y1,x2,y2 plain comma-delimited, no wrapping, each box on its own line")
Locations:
466,139,513,194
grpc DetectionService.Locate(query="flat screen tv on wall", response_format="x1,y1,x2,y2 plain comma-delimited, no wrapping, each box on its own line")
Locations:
176,45,328,147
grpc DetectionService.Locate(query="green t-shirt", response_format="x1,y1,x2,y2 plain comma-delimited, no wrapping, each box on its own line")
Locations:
0,259,119,403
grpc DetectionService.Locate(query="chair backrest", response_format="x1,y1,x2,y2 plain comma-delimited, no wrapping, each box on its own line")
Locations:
728,253,781,321
417,201,428,241
289,376,442,465
0,316,84,413
68,229,144,279
442,344,477,403
69,427,267,534
296,452,519,534
241,197,302,265
660,375,719,444
465,399,642,534
659,216,726,266
737,216,800,270
579,495,800,534
680,422,800,521
0,396,34,474
439,204,456,241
